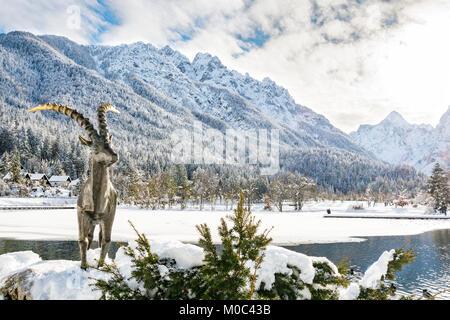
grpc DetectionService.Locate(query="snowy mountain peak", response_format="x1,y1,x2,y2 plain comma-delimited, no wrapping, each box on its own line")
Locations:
381,111,409,127
192,52,223,68
438,106,450,126
160,45,175,55
189,52,226,82
350,109,449,174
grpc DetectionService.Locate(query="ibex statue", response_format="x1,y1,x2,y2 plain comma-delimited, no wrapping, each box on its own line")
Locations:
29,103,120,269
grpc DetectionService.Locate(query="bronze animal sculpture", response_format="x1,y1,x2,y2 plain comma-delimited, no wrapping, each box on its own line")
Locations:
29,103,119,269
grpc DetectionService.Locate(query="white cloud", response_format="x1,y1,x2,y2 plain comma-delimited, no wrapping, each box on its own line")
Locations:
0,0,105,44
0,0,448,132
98,0,246,46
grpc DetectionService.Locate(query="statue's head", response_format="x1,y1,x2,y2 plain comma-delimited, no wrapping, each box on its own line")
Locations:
29,103,120,166
80,136,118,167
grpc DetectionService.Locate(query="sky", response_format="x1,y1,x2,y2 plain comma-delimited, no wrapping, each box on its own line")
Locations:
0,0,449,133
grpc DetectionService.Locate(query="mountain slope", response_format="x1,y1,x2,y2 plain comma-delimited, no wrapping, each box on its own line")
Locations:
350,109,449,174
0,31,425,193
0,31,203,165
84,41,371,155
186,52,364,153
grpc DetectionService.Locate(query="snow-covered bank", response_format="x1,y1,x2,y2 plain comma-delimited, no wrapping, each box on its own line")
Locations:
0,241,394,300
0,200,448,244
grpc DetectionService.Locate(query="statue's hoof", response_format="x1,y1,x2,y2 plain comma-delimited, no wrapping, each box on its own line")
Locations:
81,264,89,270
98,260,105,268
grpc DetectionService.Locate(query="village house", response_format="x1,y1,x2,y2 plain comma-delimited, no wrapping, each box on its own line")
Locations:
49,175,72,188
3,171,30,182
24,173,50,186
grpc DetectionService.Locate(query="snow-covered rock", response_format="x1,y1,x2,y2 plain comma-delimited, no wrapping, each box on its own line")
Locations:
0,249,108,300
0,241,202,300
350,108,450,174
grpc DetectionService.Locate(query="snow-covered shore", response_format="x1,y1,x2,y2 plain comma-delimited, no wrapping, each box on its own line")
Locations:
0,241,394,300
0,197,77,207
0,199,448,244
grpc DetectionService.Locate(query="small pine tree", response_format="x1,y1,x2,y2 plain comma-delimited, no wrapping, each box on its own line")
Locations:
92,190,273,300
427,163,449,214
196,189,272,299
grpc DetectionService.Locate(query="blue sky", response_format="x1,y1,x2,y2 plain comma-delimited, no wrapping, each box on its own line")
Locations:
237,29,270,51
0,0,448,132
89,0,119,42
97,0,120,25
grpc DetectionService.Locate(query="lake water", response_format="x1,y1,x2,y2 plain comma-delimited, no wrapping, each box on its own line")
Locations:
0,240,124,260
284,229,450,299
1,229,449,299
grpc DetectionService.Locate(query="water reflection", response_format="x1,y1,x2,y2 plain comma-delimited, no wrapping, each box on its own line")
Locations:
0,239,124,261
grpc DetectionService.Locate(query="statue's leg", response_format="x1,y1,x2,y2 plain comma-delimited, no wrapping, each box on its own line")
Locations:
99,223,111,267
87,223,95,250
99,205,116,267
98,225,103,249
77,209,89,270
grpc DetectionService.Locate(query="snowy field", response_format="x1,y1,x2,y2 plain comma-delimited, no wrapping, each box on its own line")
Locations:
0,198,449,244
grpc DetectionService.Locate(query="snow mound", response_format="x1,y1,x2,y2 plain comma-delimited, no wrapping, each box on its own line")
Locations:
255,246,337,290
0,251,42,277
339,282,361,300
27,260,106,300
359,249,395,289
0,249,110,300
338,249,396,300
149,240,205,269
